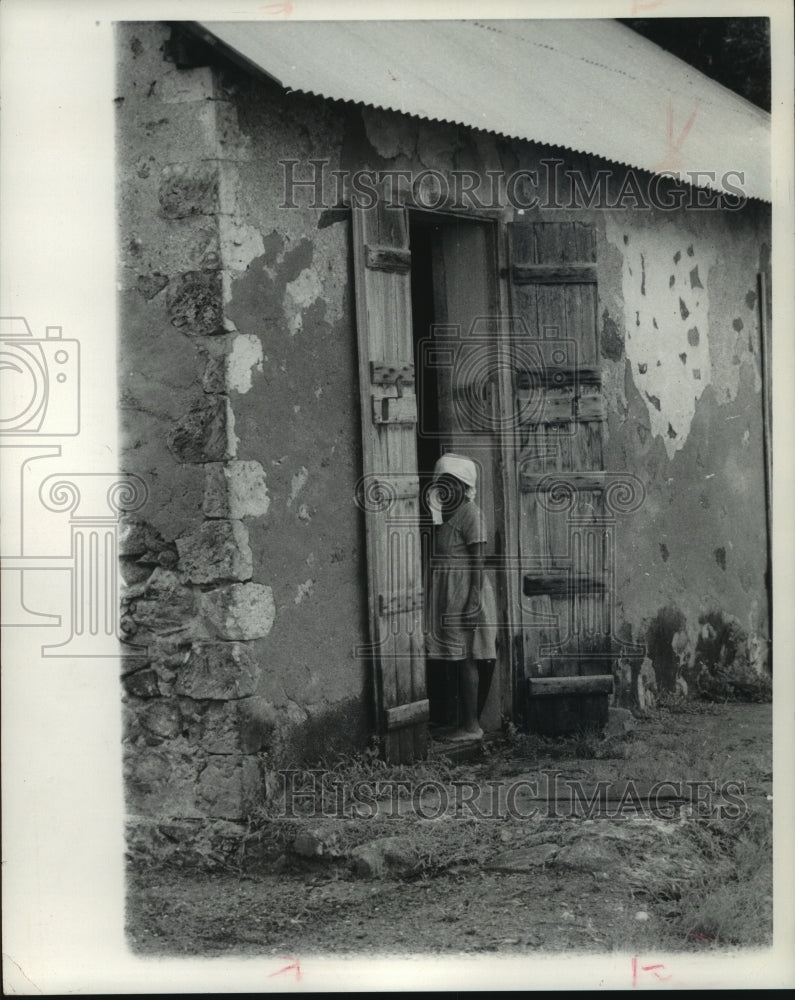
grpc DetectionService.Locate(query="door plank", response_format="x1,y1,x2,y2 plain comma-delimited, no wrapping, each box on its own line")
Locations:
509,220,611,734
353,197,427,763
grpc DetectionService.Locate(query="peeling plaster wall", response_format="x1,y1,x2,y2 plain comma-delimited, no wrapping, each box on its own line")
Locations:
606,222,716,458
595,198,770,698
117,26,770,859
220,77,369,731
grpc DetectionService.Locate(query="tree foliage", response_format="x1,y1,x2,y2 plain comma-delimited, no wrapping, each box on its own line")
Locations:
621,18,771,112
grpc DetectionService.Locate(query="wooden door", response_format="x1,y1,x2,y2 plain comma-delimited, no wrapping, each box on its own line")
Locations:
508,221,614,734
352,195,428,763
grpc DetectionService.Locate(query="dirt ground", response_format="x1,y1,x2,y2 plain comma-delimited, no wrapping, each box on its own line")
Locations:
126,701,772,959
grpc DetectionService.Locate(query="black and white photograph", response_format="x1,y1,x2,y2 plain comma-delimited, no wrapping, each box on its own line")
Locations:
2,0,794,992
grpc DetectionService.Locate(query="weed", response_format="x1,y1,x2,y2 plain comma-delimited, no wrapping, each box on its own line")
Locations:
654,691,721,715
694,667,772,704
643,809,773,949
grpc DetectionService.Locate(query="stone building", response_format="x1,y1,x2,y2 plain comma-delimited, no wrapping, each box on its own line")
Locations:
116,20,771,857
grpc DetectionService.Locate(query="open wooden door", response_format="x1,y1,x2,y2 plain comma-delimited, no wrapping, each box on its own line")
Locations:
508,221,615,734
352,195,428,763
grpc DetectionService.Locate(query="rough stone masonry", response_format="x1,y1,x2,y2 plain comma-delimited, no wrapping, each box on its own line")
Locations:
117,26,290,859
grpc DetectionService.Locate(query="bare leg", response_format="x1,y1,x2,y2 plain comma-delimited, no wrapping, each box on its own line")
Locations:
477,659,495,718
449,657,482,740
461,657,479,731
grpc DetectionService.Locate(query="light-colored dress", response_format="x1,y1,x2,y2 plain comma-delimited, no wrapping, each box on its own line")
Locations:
425,500,498,661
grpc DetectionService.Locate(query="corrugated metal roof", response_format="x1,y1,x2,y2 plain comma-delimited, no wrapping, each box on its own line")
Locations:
198,18,771,202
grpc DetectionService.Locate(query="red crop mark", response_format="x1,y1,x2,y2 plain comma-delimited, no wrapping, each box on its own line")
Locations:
632,957,673,987
630,0,664,13
667,101,698,153
269,957,301,981
687,931,717,942
655,100,699,174
261,2,294,17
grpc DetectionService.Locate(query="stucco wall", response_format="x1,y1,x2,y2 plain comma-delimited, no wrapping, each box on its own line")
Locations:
117,24,770,855
220,83,369,750
257,84,771,705
596,204,770,703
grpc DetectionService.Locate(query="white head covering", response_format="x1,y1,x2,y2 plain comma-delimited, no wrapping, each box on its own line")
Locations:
429,453,478,524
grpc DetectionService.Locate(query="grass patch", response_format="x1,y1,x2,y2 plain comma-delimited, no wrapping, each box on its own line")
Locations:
694,669,772,704
489,719,636,765
241,744,481,869
634,810,773,949
654,692,723,715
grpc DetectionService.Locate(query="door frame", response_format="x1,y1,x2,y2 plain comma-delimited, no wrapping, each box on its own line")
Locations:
406,206,518,730
353,193,524,759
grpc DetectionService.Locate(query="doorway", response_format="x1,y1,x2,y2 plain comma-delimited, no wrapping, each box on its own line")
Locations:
352,198,615,760
408,210,504,736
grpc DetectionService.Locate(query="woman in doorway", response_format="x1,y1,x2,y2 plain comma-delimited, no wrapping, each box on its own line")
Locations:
426,454,497,741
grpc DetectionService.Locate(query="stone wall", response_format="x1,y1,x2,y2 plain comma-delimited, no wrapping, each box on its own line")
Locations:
116,24,370,859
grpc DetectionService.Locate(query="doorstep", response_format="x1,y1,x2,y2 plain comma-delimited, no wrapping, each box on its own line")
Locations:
427,726,498,763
